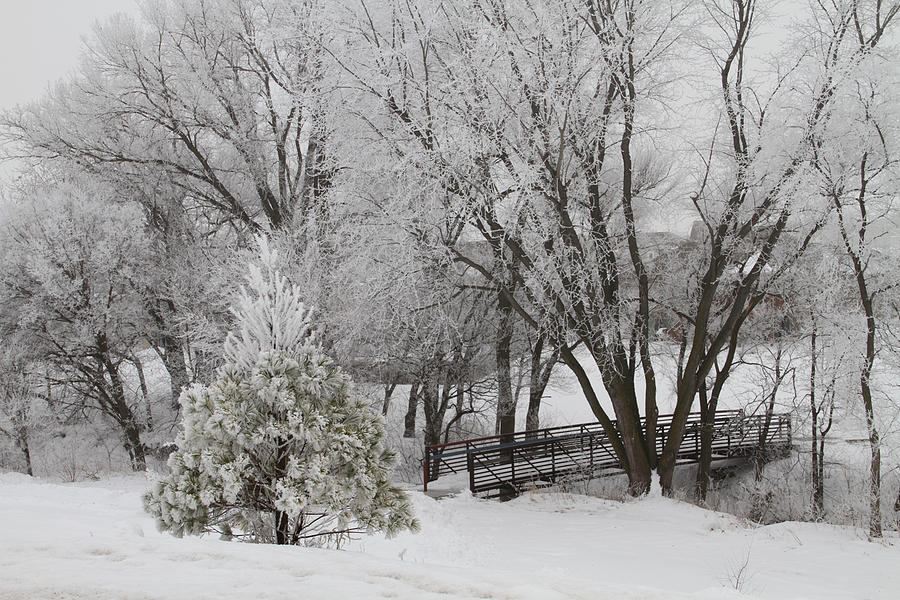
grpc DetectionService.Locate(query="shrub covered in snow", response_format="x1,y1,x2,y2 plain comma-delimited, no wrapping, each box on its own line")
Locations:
144,239,418,545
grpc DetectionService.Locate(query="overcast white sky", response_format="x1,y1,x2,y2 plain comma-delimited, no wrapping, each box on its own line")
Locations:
0,0,138,110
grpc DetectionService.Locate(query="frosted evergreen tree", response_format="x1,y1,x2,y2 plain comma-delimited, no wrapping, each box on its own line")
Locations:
144,238,418,545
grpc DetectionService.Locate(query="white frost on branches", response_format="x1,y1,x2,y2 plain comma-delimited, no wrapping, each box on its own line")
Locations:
144,238,418,545
223,238,317,372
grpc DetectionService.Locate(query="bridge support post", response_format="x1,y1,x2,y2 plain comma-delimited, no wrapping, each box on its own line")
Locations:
589,435,594,473
551,440,556,481
423,449,429,493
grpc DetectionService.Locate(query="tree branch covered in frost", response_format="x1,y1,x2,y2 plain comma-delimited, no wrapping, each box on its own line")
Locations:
223,238,316,372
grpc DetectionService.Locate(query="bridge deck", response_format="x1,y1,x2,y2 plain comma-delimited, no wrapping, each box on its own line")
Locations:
424,410,791,496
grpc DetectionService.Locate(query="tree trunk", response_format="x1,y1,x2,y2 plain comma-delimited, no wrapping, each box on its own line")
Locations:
22,438,33,477
97,335,147,471
810,326,825,520
810,329,821,519
421,370,450,481
17,425,33,477
863,386,881,538
454,384,466,438
495,288,516,439
132,352,152,430
381,381,397,416
123,420,147,471
557,346,650,494
525,393,541,433
606,374,651,495
695,381,713,502
275,510,291,545
149,302,190,410
422,373,451,446
525,335,558,433
161,339,190,410
832,154,882,537
403,382,419,438
860,308,882,537
617,5,659,474
273,437,291,544
421,373,443,448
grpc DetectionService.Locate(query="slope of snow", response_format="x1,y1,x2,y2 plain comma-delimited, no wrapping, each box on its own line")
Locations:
1,473,897,599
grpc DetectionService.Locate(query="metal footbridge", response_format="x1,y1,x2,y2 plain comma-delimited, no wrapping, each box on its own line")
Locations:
424,410,792,496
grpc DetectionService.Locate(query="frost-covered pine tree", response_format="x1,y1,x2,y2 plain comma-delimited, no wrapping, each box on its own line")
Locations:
144,239,418,545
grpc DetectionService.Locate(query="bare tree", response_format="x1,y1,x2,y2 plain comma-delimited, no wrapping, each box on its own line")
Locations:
0,181,159,470
0,342,46,476
338,0,681,493
2,0,338,235
818,82,899,537
339,0,898,495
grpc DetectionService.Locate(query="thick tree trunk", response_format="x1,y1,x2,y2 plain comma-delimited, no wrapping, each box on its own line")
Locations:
558,346,651,494
17,426,33,477
97,335,147,471
494,289,517,500
275,510,291,545
525,393,541,433
454,385,466,438
607,375,652,495
381,381,397,416
148,301,190,410
403,382,419,438
421,374,444,448
495,289,516,439
22,439,33,477
132,352,152,430
123,421,147,471
159,336,190,410
695,381,713,502
658,391,693,494
421,370,450,481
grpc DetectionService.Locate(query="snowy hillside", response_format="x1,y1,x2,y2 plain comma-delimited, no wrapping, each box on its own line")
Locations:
1,473,896,599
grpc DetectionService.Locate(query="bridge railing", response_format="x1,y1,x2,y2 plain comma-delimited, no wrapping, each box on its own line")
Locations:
424,410,791,495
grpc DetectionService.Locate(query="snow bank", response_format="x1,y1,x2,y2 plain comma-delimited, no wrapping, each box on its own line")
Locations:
0,473,897,599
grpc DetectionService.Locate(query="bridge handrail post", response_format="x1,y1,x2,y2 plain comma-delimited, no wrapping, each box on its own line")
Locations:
467,448,475,493
552,438,556,480
423,447,429,492
589,433,594,472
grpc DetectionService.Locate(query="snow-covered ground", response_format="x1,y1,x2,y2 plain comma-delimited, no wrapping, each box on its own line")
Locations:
1,472,897,599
